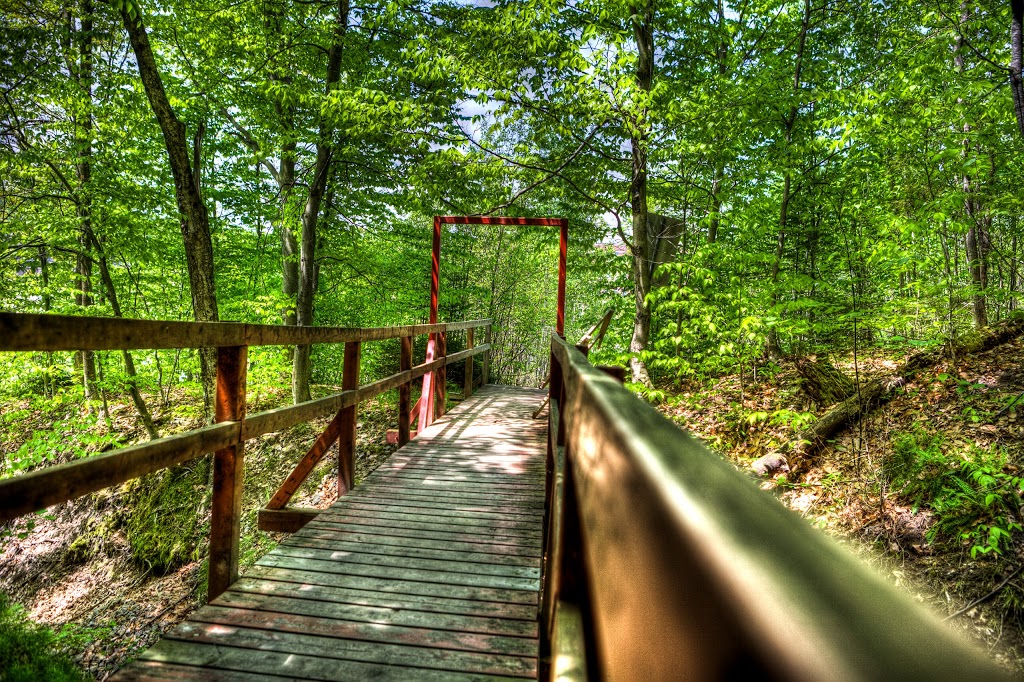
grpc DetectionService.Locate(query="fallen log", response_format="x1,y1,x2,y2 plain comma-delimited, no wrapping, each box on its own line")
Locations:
753,314,1024,478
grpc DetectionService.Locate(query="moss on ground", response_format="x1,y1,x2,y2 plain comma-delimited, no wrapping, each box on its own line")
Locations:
121,460,211,576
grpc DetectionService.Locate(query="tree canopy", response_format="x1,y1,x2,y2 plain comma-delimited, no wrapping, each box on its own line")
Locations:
1,0,1021,403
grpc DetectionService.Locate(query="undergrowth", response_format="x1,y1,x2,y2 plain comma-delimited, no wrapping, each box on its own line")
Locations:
0,594,90,682
883,429,1024,559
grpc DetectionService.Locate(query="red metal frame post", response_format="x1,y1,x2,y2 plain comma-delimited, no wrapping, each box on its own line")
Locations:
418,216,442,434
557,218,568,338
426,215,567,395
436,330,447,418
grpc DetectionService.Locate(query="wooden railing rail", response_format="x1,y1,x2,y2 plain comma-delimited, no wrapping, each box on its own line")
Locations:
0,312,492,600
541,334,1008,681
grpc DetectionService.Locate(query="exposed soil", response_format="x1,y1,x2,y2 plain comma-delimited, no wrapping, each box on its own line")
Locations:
661,333,1024,673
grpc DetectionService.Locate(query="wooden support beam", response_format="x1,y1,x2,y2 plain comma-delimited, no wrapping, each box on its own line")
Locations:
0,342,490,525
264,410,346,511
436,330,447,418
257,506,320,533
339,341,361,496
0,422,238,524
464,327,475,400
209,345,247,601
399,335,412,446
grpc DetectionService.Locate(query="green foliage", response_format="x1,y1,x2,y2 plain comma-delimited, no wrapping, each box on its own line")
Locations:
647,251,768,382
0,594,90,682
884,430,1024,559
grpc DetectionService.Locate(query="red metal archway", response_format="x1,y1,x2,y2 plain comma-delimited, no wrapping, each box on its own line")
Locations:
418,215,568,433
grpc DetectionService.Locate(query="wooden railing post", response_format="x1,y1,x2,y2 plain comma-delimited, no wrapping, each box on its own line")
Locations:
209,345,247,601
339,340,360,496
436,329,448,418
482,323,492,385
463,327,475,399
399,335,412,446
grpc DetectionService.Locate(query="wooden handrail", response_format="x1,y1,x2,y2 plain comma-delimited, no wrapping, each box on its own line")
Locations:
542,334,1008,681
0,312,484,352
0,312,492,600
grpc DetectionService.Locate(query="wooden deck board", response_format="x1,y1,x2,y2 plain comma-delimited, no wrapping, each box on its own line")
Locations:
115,385,547,681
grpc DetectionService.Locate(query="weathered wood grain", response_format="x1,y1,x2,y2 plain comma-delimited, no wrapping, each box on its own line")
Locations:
209,346,247,601
116,385,547,681
284,528,540,560
213,589,538,637
232,571,538,620
137,639,517,681
281,536,540,568
270,545,540,579
0,312,491,351
165,619,538,677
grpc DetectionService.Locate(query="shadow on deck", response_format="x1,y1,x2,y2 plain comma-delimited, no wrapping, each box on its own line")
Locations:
115,385,548,681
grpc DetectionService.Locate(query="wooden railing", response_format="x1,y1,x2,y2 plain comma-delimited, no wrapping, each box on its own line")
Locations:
0,312,491,600
541,334,1008,681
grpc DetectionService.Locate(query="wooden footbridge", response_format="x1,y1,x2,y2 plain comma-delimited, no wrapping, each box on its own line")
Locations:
0,218,1010,680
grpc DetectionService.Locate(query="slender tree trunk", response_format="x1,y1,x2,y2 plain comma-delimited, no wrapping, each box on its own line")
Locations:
707,0,728,246
1011,229,1019,312
628,0,654,388
292,0,348,403
1011,0,1024,138
279,137,298,327
85,230,159,439
68,1,103,416
708,162,724,245
38,246,53,399
265,1,299,329
955,1,987,329
767,0,811,358
120,5,219,419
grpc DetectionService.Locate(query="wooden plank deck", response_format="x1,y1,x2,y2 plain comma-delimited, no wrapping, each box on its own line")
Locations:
115,385,548,681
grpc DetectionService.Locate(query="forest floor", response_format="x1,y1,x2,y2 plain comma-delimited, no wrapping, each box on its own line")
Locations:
658,333,1024,674
0,384,401,680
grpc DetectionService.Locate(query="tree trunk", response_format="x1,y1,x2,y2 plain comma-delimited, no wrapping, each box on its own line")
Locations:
292,0,348,404
38,245,54,399
707,0,728,246
86,230,159,439
68,1,103,417
628,0,654,388
767,0,812,358
119,5,219,419
1011,0,1024,138
279,137,298,327
955,1,988,330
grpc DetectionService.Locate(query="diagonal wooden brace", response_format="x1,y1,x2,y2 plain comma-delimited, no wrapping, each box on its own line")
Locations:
265,410,346,511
